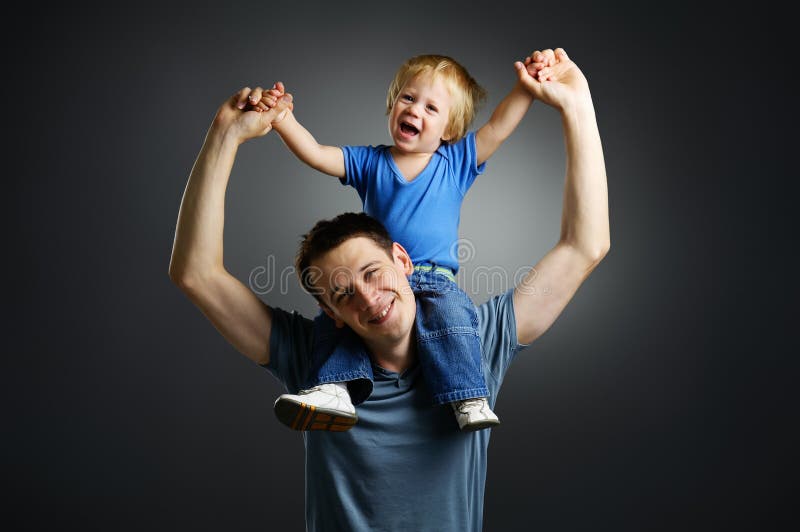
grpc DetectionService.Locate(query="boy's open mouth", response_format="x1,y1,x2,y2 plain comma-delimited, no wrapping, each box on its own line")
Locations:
400,122,419,135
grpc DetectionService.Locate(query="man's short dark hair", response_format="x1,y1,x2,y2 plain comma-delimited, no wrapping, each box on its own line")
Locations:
296,212,394,298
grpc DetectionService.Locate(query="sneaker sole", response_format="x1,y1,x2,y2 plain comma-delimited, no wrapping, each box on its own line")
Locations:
460,419,501,432
274,396,358,432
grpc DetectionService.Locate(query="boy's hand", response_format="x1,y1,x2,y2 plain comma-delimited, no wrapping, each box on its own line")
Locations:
512,49,554,95
240,82,293,123
522,49,556,80
514,48,590,111
218,88,294,144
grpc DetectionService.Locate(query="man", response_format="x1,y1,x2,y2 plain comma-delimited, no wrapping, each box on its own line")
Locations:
169,47,609,531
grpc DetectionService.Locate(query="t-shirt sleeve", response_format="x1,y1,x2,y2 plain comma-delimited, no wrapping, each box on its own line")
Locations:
261,307,315,394
476,289,530,391
341,145,380,200
441,132,486,196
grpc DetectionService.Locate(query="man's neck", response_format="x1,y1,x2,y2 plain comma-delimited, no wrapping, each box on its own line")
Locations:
364,334,417,374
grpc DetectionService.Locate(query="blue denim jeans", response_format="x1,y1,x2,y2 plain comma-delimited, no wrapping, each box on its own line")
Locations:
306,268,489,405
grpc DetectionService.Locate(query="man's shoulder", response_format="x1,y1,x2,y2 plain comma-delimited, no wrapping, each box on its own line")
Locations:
269,306,315,339
475,289,526,385
263,306,316,393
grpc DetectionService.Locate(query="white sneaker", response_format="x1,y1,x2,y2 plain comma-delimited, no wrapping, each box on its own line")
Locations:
451,397,501,431
274,382,358,431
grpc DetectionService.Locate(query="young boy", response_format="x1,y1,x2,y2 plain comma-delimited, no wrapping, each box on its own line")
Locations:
252,52,546,432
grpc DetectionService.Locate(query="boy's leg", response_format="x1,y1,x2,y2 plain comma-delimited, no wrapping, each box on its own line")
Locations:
307,310,375,404
410,269,500,431
273,310,374,431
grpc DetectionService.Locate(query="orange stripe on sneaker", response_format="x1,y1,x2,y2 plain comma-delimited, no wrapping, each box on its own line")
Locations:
301,405,316,430
291,403,306,430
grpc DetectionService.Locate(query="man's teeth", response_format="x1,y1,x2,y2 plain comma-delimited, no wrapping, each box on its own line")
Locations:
373,303,391,321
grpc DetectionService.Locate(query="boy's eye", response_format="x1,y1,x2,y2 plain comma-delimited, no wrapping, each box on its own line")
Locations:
402,94,414,102
426,104,437,112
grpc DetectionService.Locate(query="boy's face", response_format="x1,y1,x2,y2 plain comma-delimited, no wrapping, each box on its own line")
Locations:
388,72,453,155
312,237,417,354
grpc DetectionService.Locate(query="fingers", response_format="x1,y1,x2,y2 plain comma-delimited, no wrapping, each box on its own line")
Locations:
537,67,550,82
530,50,553,67
514,60,541,96
250,86,275,112
265,92,294,124
233,81,293,117
541,49,572,81
521,48,569,81
522,50,549,76
242,84,285,112
515,60,538,80
257,81,287,110
235,87,252,110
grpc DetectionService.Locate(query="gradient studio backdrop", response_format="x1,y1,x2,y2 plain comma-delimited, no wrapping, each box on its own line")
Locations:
9,1,792,530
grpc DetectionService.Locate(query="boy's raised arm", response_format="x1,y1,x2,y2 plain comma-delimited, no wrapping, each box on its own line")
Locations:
474,59,538,166
253,82,346,178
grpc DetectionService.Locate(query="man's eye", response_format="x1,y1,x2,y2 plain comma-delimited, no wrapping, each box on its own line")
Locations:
335,290,352,304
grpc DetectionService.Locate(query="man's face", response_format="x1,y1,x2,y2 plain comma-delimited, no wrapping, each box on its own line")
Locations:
311,237,416,353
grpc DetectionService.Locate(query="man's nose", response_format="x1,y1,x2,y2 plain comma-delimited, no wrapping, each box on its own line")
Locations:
354,283,379,311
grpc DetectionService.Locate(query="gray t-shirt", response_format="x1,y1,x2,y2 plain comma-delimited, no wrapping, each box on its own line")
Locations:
265,289,526,531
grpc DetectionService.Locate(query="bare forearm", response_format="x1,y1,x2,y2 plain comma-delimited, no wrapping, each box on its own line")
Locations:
559,97,610,262
476,83,533,164
511,96,609,345
169,124,238,282
274,112,345,177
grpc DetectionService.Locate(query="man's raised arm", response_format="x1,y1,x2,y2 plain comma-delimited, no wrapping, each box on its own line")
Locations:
168,88,293,365
511,48,611,345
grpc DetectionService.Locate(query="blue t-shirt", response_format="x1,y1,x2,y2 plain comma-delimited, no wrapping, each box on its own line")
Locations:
341,133,485,272
265,289,527,531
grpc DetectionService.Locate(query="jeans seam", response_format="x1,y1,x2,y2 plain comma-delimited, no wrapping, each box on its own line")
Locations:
434,387,490,404
316,371,373,384
417,327,479,341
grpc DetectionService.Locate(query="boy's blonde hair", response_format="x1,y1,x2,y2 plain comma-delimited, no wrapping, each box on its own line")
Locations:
386,54,487,143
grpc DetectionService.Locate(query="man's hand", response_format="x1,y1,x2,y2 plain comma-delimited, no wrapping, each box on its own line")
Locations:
514,48,590,112
242,81,293,125
213,86,294,144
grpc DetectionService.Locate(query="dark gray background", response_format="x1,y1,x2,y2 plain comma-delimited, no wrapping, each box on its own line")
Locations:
8,1,793,530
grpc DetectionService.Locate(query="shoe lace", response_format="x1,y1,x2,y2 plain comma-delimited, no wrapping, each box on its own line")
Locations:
299,385,326,395
455,398,484,412
298,384,346,398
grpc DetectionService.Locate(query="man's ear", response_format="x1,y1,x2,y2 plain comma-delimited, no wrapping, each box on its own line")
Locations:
392,242,414,275
319,303,345,328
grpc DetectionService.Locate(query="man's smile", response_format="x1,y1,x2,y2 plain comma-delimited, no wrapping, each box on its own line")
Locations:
368,299,394,324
